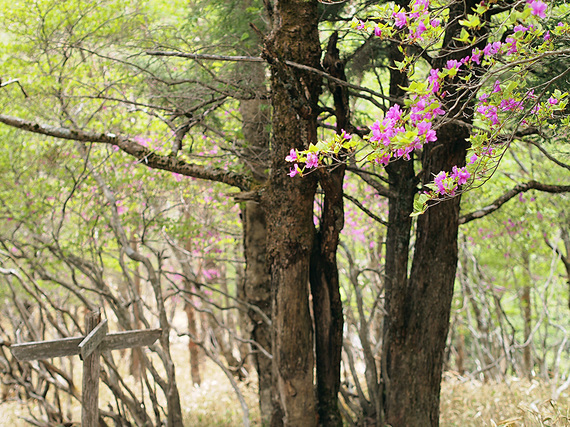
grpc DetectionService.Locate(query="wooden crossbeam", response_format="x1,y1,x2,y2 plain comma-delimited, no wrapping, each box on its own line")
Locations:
10,328,161,361
9,310,161,427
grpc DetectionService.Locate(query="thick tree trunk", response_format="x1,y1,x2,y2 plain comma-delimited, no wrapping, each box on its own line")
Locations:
383,122,468,427
381,1,482,424
381,31,416,426
263,1,322,425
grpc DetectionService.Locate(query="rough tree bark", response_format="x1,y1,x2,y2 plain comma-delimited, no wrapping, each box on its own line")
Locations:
262,0,322,425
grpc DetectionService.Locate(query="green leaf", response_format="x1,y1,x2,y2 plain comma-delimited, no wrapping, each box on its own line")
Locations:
454,28,470,43
459,15,480,29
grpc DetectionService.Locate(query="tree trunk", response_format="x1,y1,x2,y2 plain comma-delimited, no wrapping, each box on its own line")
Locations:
521,251,533,379
238,59,273,423
310,168,345,427
381,30,416,427
184,287,202,386
242,200,273,423
381,1,483,424
263,1,322,425
309,31,349,427
384,121,468,426
129,236,143,380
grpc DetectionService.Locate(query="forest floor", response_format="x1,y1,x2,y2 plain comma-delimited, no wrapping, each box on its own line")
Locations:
2,342,570,426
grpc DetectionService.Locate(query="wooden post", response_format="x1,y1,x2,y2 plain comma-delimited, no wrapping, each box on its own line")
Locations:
9,309,161,426
82,310,102,427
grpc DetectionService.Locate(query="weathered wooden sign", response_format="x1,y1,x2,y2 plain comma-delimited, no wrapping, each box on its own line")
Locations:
10,310,161,427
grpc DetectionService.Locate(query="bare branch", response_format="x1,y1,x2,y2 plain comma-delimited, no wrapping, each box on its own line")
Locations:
0,78,28,97
0,114,252,190
526,139,570,172
146,50,401,104
343,193,388,226
460,181,570,225
348,167,394,198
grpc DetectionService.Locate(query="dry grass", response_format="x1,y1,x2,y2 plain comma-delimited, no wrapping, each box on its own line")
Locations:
3,348,570,426
440,374,570,426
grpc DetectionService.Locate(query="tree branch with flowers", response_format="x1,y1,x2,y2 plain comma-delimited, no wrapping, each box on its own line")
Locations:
288,0,569,215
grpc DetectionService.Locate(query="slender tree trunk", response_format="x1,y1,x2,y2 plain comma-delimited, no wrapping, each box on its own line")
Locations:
383,120,468,426
238,59,273,424
180,223,202,387
242,200,273,423
309,31,349,427
263,1,322,425
184,287,202,386
129,236,143,380
521,251,533,379
310,169,344,427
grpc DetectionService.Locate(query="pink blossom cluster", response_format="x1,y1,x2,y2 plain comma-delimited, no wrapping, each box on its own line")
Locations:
368,94,442,163
433,166,471,196
391,0,436,41
286,130,352,176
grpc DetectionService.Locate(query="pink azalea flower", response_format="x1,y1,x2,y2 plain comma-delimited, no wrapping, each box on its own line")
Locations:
548,97,558,105
544,31,551,41
285,149,298,162
500,98,524,111
492,80,501,93
434,171,447,195
376,153,391,166
428,68,440,93
394,11,407,28
471,49,482,64
527,0,547,18
445,59,461,71
468,153,478,165
386,104,403,122
414,21,427,38
288,164,301,177
416,120,431,135
305,153,319,169
374,26,382,37
396,146,413,160
505,37,517,54
483,41,502,56
425,129,437,142
451,166,471,185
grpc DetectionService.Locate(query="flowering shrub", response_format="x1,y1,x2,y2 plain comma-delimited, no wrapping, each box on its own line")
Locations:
287,0,569,215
